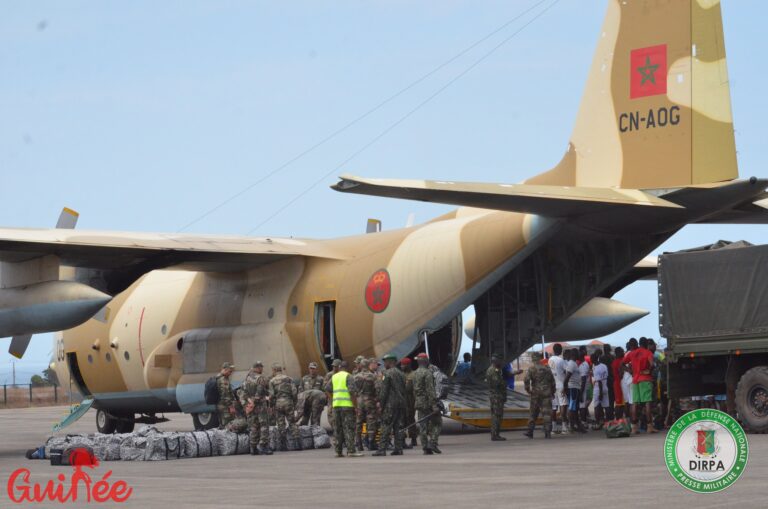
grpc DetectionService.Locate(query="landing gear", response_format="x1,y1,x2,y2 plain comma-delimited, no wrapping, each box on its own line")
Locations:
116,415,135,433
96,409,136,434
96,409,116,434
192,412,219,430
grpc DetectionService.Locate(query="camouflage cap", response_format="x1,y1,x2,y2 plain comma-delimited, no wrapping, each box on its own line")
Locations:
221,362,235,370
251,361,263,368
368,357,379,365
271,362,283,370
530,351,543,361
382,353,397,362
331,359,342,367
491,353,502,361
354,355,365,364
308,362,318,369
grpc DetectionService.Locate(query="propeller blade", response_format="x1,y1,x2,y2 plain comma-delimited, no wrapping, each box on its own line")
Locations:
55,207,79,229
9,334,32,359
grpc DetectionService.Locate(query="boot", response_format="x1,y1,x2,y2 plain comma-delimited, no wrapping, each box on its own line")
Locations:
422,447,433,455
544,425,552,439
259,446,273,456
390,449,403,455
430,443,442,454
523,423,534,438
250,447,260,455
348,451,364,457
491,434,507,441
372,449,386,456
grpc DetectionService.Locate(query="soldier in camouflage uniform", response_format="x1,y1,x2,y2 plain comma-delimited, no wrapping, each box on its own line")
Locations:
352,355,366,376
323,359,342,431
400,357,418,448
524,351,556,438
216,362,236,429
354,358,381,451
373,354,407,456
485,354,507,441
413,353,441,454
240,361,273,455
298,362,327,426
269,363,301,451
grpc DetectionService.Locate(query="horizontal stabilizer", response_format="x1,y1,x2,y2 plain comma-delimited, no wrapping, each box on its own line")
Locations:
333,175,682,217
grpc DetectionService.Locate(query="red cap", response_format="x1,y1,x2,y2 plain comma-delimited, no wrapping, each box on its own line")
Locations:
400,358,412,365
416,353,429,360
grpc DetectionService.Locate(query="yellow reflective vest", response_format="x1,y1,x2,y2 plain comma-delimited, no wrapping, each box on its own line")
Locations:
331,371,353,408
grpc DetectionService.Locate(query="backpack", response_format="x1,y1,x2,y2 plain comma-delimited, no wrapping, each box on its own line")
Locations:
204,376,220,405
605,418,631,438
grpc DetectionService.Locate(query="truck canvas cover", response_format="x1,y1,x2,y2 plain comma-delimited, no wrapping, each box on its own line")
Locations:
659,241,768,339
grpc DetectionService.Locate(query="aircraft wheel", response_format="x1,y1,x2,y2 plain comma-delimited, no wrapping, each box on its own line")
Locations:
96,409,117,434
735,365,768,433
192,412,219,430
116,416,135,434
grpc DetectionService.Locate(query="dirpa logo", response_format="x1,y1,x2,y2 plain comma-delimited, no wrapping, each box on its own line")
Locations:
664,409,748,493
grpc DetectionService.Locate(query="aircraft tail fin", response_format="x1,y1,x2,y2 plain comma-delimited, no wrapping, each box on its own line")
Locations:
527,0,737,189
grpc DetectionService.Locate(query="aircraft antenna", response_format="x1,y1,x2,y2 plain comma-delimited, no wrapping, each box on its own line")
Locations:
178,0,557,233
248,0,562,234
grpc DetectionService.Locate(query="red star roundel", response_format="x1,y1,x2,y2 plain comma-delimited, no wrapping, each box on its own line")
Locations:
365,269,391,313
630,44,667,99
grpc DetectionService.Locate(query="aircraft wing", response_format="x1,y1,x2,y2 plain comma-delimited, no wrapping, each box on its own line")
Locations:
0,228,344,293
332,174,682,217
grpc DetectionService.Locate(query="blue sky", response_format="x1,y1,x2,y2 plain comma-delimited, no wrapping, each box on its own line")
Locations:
1,1,766,382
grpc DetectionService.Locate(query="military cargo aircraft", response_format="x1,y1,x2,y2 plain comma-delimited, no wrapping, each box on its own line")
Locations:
2,0,766,432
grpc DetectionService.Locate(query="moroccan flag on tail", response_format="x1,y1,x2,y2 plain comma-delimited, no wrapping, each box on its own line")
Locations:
697,429,715,456
630,44,667,99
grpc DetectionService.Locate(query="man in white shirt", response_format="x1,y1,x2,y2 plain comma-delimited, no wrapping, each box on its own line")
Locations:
547,343,567,434
591,354,609,429
562,349,587,433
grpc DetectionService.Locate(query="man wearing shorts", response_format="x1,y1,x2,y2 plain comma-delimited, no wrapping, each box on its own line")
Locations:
623,337,656,434
548,343,567,434
562,349,586,433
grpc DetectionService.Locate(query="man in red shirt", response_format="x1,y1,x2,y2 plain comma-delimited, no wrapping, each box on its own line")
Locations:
623,337,656,434
611,346,626,419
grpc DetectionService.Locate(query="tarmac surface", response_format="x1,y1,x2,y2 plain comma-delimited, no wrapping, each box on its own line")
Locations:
1,406,766,508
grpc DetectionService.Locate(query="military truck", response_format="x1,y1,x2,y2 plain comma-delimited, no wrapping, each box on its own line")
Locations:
660,241,768,433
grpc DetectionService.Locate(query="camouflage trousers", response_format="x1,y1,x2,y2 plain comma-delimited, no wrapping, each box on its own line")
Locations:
275,400,299,442
404,400,418,440
490,394,506,436
528,393,552,428
378,405,405,451
355,397,379,445
248,407,270,449
416,406,441,448
333,407,357,455
217,404,235,429
300,398,326,426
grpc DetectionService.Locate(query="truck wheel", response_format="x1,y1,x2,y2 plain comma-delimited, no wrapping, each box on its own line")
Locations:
192,412,219,430
735,366,768,433
96,409,117,434
116,416,135,434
